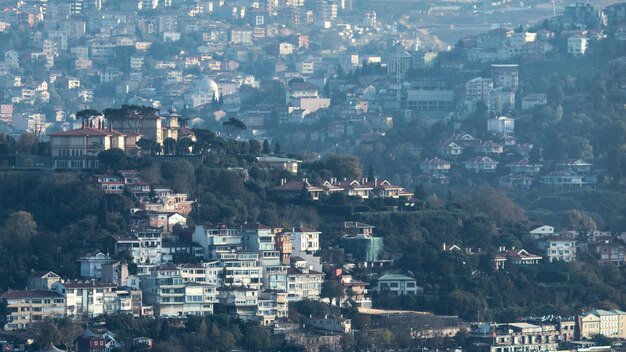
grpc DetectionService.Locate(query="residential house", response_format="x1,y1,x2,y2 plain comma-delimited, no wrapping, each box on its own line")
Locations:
529,225,555,239
438,142,463,157
420,157,452,173
27,271,61,290
257,156,302,174
268,179,323,200
463,156,499,172
363,179,413,199
376,274,422,295
506,160,542,175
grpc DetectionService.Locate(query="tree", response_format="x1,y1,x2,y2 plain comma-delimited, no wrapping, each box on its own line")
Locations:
262,139,271,154
104,105,159,135
325,154,363,180
222,117,246,138
321,279,345,306
274,142,282,155
176,137,194,155
467,186,526,227
249,140,262,155
35,318,61,347
1,210,37,245
163,137,177,155
159,320,171,341
17,132,36,154
98,148,128,169
75,109,101,125
136,138,159,156
560,209,597,233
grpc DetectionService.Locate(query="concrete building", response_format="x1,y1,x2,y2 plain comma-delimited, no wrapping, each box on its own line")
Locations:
0,290,66,330
376,274,421,295
579,309,626,339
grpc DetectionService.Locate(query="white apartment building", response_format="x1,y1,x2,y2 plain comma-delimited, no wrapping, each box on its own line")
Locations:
546,238,577,262
52,281,117,317
291,226,321,254
192,225,243,259
568,35,588,57
221,252,263,290
487,116,515,135
140,264,217,317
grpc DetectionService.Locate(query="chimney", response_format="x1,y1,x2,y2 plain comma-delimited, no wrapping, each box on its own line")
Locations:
375,177,378,186
443,242,446,251
280,178,287,185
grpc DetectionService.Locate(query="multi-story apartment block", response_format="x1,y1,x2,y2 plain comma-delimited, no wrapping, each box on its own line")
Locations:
52,280,117,317
258,289,288,326
221,252,263,290
113,228,163,275
193,225,243,260
141,264,217,317
491,64,519,91
291,226,320,254
216,286,259,321
286,260,323,301
0,290,66,330
545,238,577,263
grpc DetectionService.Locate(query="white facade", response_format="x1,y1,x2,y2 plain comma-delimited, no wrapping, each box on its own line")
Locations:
52,281,117,317
291,228,320,253
487,116,515,135
547,239,577,262
568,35,588,57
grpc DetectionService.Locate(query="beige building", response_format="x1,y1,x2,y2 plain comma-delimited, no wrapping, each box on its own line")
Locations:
49,121,139,169
579,309,626,339
0,290,66,330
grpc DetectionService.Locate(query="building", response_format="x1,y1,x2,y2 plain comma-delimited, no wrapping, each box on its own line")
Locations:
27,271,61,290
140,264,217,317
593,243,626,266
376,274,421,295
215,286,259,321
464,77,494,113
568,35,588,57
192,225,243,260
48,122,137,169
463,156,499,172
579,309,626,339
0,290,66,330
545,238,577,262
487,116,515,135
286,266,324,301
52,280,117,317
420,158,452,173
78,251,114,278
491,64,519,90
256,156,302,174
291,226,320,254
472,322,561,352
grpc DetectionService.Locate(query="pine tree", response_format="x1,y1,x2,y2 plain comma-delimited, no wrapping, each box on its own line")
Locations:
262,139,271,154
